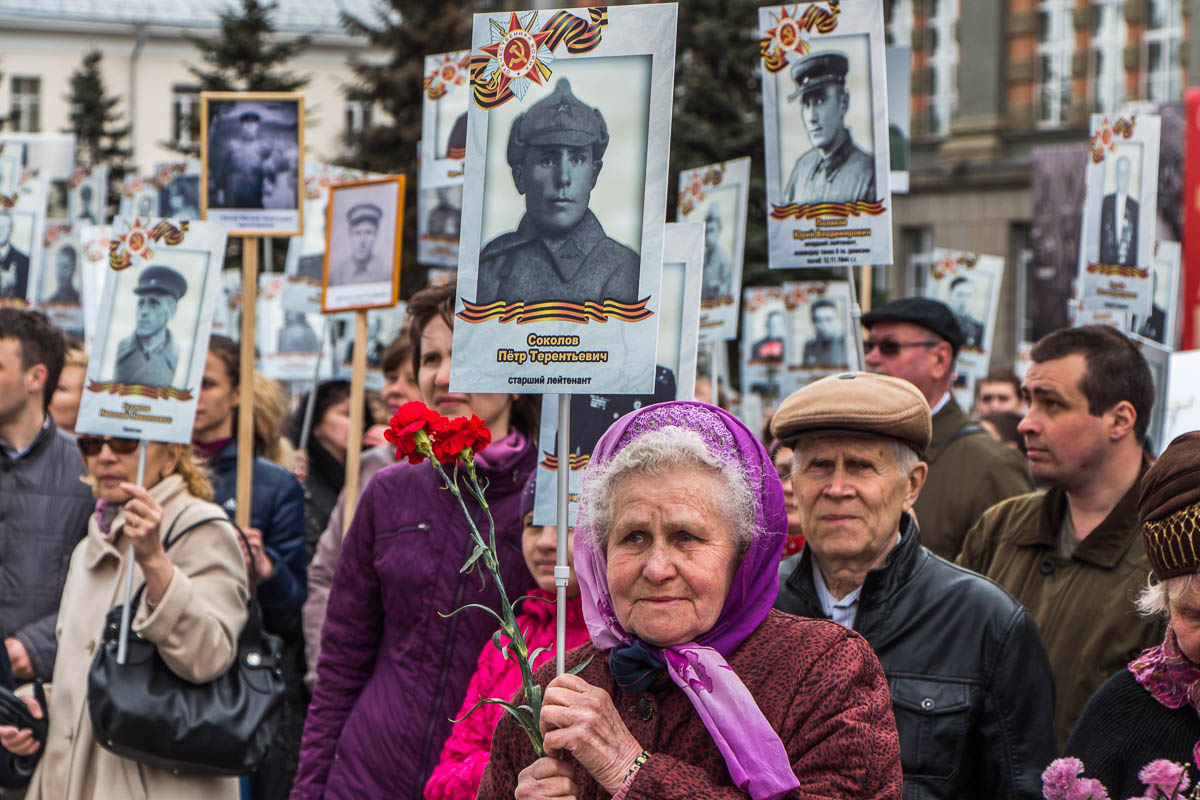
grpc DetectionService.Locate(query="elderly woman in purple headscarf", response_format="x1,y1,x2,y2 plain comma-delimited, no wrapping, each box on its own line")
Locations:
479,402,902,800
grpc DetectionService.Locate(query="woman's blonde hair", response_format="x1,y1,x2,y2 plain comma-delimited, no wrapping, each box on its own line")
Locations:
81,443,213,501
63,347,88,369
251,369,291,467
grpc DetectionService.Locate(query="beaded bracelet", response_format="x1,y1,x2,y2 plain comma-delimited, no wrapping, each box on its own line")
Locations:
627,749,652,779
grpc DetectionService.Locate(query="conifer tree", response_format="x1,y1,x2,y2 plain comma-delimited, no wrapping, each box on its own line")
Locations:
63,49,134,216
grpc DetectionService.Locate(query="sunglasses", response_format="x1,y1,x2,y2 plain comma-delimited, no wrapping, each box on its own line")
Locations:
77,436,140,457
862,338,941,357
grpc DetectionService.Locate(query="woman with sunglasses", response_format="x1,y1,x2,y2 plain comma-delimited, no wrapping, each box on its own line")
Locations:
0,435,249,800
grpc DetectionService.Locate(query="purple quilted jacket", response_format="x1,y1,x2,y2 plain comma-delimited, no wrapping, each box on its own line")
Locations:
291,431,537,799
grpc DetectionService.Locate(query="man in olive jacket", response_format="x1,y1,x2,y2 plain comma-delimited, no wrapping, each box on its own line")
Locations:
958,325,1164,748
861,297,1032,560
773,372,1056,800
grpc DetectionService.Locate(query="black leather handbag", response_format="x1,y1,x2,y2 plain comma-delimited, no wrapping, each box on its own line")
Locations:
87,515,285,775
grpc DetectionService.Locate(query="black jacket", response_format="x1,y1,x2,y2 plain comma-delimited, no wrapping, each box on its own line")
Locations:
775,514,1057,800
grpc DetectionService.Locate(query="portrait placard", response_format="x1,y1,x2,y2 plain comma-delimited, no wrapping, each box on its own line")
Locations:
922,248,1004,409
1076,113,1161,317
119,174,162,221
450,4,677,395
153,161,203,221
321,175,405,313
201,92,304,236
418,51,471,268
258,273,333,381
741,285,797,404
759,1,892,269
886,46,911,195
67,166,108,225
532,221,704,527
0,174,49,307
37,221,84,339
1133,334,1171,454
78,224,111,355
1163,349,1200,448
283,163,369,313
784,281,855,384
676,157,750,343
1131,240,1181,347
76,218,229,443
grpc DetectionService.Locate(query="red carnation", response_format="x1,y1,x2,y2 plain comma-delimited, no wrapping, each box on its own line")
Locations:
431,415,492,464
385,402,447,464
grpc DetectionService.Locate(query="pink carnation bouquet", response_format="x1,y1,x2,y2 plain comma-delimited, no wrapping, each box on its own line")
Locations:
1043,757,1194,800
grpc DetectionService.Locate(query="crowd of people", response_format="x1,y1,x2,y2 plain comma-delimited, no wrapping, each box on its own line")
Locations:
0,282,1194,799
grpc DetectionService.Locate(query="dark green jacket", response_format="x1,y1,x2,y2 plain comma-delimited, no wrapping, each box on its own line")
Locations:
956,462,1165,748
914,398,1032,561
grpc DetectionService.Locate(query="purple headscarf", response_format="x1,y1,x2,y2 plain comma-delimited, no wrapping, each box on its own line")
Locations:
573,401,799,800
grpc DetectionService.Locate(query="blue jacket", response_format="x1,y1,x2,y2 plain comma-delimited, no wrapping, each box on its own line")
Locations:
206,440,308,637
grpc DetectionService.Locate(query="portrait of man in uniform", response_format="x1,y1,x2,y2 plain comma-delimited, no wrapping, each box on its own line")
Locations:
74,185,98,224
751,310,787,362
701,204,732,301
114,265,187,388
1099,155,1138,266
802,298,846,367
475,78,639,307
0,208,31,301
135,194,155,218
427,187,462,238
329,202,389,286
783,51,876,206
45,245,81,304
277,310,320,353
209,109,279,209
947,276,985,350
161,177,201,220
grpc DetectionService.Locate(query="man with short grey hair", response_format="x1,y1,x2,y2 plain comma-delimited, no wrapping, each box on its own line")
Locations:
773,371,1055,800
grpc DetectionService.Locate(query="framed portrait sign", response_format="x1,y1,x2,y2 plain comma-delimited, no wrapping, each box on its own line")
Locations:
76,218,229,443
759,1,893,269
532,221,704,527
921,248,1005,409
200,91,304,237
119,173,162,221
78,224,111,355
1076,113,1161,317
676,157,750,343
741,285,795,404
284,162,370,314
1131,240,1181,348
321,175,405,313
1132,333,1170,454
783,281,856,385
67,166,108,225
418,50,471,268
154,161,203,221
450,3,678,396
36,221,84,339
0,173,49,307
258,273,334,381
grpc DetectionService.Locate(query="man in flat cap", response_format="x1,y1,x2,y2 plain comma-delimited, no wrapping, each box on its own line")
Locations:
0,209,30,301
802,297,846,367
783,51,876,206
475,78,639,307
210,106,278,209
861,297,1031,560
772,371,1055,799
114,265,186,387
701,204,732,302
958,325,1164,748
330,202,390,287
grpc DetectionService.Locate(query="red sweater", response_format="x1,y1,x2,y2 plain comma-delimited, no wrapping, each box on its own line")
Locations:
424,589,590,800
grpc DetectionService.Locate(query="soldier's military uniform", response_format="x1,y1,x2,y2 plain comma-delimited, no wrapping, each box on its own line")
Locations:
802,336,846,367
954,313,985,350
701,205,732,301
476,79,639,306
329,203,390,286
114,266,187,388
211,111,277,209
783,52,876,206
0,242,30,300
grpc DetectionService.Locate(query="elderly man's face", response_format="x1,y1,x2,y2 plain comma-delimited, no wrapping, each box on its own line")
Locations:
350,221,378,262
514,144,598,239
1018,354,1114,490
135,292,175,337
0,213,12,247
56,250,76,284
864,321,946,397
802,84,849,152
792,436,925,569
1116,157,1131,195
813,305,840,340
606,466,739,647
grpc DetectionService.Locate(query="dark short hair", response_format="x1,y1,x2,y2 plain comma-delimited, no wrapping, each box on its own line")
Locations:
978,367,1020,399
0,308,66,411
810,298,837,320
1029,325,1154,440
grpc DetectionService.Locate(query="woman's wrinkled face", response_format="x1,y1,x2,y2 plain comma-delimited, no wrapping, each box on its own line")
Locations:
522,511,578,596
1170,579,1200,664
606,466,740,647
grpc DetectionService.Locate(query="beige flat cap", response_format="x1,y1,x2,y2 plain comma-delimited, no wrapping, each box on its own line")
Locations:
770,372,932,455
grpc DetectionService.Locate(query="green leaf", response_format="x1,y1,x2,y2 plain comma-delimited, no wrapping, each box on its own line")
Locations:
438,603,503,624
492,629,504,650
513,594,555,611
459,544,487,574
568,654,595,676
527,646,551,669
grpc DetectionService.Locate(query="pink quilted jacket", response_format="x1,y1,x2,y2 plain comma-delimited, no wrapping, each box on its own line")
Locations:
424,589,590,800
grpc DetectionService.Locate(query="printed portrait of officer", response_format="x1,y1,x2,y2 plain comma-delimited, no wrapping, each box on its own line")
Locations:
783,51,876,206
45,245,81,304
74,184,98,224
751,309,787,362
476,78,639,307
330,202,389,286
427,187,462,238
277,310,320,354
947,276,985,350
209,107,283,210
1099,154,1138,267
701,204,732,302
114,265,187,388
0,208,31,301
802,298,846,367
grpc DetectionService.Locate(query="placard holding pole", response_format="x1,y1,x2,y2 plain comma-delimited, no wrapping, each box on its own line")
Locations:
116,441,148,665
236,237,259,530
554,393,570,676
847,265,866,371
342,310,369,536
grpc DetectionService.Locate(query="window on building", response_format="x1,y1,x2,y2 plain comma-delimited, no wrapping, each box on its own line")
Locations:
1092,0,1128,113
345,98,373,136
927,0,958,136
1036,0,1074,127
887,0,914,48
1144,0,1183,103
171,85,200,148
10,76,40,133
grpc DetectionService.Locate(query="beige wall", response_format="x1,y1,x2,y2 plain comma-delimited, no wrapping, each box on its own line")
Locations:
0,24,369,172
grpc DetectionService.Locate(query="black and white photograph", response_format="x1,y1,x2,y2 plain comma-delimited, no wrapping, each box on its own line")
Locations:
322,175,404,313
119,174,161,220
760,1,891,269
37,222,84,338
1078,113,1160,317
1030,143,1088,339
1134,335,1170,454
0,175,47,306
155,161,203,220
451,4,676,396
201,92,304,236
676,157,749,343
257,273,331,382
1131,240,1181,347
67,166,107,225
786,282,853,378
418,51,471,269
741,285,800,403
417,185,463,268
77,217,227,443
923,248,1005,408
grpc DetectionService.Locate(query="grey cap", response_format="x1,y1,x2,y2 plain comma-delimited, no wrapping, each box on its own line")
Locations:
506,78,609,166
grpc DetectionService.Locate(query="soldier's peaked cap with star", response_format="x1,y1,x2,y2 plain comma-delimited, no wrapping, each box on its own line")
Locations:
506,78,609,167
133,265,188,301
